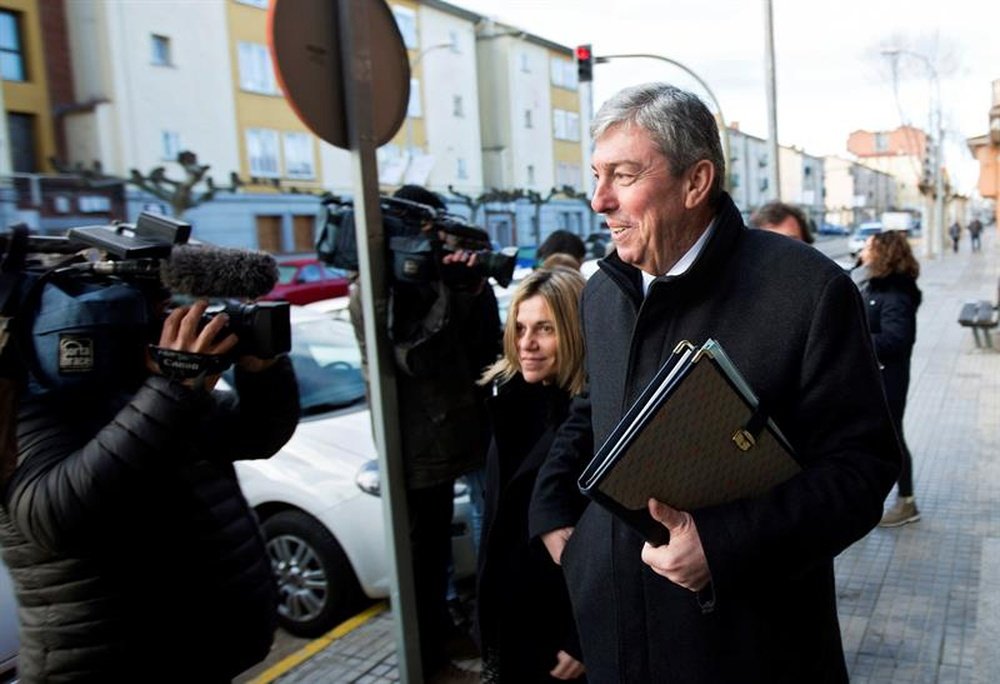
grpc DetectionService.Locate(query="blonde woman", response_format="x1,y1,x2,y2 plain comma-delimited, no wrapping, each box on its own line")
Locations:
476,267,587,682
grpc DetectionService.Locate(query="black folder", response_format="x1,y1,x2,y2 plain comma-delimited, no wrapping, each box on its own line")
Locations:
578,339,801,546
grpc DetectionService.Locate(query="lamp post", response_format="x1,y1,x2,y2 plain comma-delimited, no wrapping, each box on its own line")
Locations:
593,53,731,192
880,47,944,259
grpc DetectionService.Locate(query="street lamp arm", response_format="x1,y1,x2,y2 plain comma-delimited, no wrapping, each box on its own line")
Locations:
593,53,730,191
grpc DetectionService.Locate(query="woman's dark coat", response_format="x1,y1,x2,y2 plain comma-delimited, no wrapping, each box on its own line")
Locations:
0,359,299,682
530,194,901,683
861,272,922,420
477,374,583,682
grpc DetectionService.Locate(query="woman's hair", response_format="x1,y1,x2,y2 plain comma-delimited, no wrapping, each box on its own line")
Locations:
479,267,587,395
591,82,725,205
867,230,920,279
540,252,582,271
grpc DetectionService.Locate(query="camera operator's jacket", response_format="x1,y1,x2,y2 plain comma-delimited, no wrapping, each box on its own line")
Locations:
350,279,501,489
0,359,299,682
529,193,901,682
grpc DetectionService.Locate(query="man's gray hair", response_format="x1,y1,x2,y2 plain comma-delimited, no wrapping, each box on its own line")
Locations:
591,83,725,203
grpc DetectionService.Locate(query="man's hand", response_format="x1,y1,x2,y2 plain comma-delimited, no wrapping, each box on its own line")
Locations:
550,650,585,680
541,526,574,565
640,498,711,591
149,300,238,390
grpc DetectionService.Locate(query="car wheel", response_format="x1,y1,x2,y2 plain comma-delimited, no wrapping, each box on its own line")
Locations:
262,510,364,638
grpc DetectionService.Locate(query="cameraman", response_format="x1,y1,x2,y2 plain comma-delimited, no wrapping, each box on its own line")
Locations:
350,184,501,683
0,298,299,682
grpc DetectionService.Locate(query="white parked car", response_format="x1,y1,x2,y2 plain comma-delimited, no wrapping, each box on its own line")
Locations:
848,222,884,258
230,304,476,637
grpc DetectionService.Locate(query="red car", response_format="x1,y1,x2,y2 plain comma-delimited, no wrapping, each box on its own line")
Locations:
261,258,351,305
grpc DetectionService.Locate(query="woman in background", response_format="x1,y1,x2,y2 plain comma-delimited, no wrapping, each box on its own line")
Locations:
476,267,587,682
856,229,923,527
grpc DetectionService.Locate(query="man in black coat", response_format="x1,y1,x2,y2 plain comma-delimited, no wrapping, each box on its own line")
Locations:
529,83,901,682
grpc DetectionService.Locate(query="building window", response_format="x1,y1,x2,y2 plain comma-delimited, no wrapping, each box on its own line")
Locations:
0,11,25,81
457,157,468,180
246,128,280,178
520,52,531,73
151,34,172,66
161,131,181,160
7,112,36,172
553,110,580,141
556,162,582,189
730,172,740,189
527,164,536,186
392,7,417,49
283,132,315,179
448,30,460,53
235,0,269,7
452,95,464,118
875,132,888,152
524,109,533,129
549,57,578,90
238,42,278,94
407,78,422,117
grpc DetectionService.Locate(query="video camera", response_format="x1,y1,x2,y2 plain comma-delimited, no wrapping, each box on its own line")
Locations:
0,213,289,397
315,195,518,288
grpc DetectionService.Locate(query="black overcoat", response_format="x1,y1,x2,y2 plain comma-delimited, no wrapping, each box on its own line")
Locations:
477,375,583,682
530,194,901,682
861,272,921,420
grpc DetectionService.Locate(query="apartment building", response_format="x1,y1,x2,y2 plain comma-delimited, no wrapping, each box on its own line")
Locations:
778,145,825,226
847,125,927,213
475,19,589,245
823,155,897,227
726,126,774,220
3,0,592,250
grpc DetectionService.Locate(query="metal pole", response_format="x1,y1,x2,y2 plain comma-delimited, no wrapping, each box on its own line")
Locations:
338,0,422,680
762,0,781,201
595,53,730,192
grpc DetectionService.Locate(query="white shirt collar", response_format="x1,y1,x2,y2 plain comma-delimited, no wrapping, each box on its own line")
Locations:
640,217,717,296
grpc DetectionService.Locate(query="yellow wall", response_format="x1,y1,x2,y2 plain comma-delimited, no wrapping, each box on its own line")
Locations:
387,0,422,151
226,0,321,191
1,0,56,170
549,51,581,168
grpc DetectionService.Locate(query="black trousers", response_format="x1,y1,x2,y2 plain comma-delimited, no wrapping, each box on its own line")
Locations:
407,480,456,675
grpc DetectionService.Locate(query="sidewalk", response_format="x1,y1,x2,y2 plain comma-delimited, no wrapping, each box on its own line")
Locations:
257,230,1000,684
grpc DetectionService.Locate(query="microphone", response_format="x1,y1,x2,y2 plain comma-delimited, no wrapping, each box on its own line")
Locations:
159,244,279,299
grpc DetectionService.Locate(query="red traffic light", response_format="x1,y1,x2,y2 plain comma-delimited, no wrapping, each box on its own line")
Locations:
575,45,592,61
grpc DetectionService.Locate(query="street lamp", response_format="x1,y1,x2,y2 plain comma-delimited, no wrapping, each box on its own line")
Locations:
592,53,731,192
880,47,945,259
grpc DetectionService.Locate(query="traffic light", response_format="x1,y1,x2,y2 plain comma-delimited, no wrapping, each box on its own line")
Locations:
576,44,593,83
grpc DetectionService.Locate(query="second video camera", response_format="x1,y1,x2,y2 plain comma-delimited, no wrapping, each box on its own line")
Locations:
316,195,518,287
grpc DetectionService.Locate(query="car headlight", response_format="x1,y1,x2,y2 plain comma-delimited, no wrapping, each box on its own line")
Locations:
355,459,381,496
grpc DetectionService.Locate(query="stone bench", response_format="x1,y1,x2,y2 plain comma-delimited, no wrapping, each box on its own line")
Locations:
959,298,1000,348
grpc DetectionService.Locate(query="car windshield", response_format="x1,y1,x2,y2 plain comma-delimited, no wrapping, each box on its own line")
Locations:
290,316,367,415
276,265,299,285
858,225,882,236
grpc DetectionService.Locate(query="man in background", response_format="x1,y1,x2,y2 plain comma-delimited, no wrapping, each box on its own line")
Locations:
751,201,814,243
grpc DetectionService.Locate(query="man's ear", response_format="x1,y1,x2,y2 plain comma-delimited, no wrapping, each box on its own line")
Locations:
683,160,715,209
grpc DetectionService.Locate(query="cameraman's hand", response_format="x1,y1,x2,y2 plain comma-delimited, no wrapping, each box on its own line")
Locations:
441,250,485,294
149,300,238,390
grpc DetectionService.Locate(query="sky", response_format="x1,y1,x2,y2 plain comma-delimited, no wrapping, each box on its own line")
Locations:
448,0,1000,195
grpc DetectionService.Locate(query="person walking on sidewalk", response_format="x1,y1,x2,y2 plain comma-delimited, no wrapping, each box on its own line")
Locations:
949,221,962,253
476,267,587,683
856,230,923,527
968,218,984,252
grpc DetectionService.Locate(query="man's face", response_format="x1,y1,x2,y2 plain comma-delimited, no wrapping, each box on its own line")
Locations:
590,124,699,275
